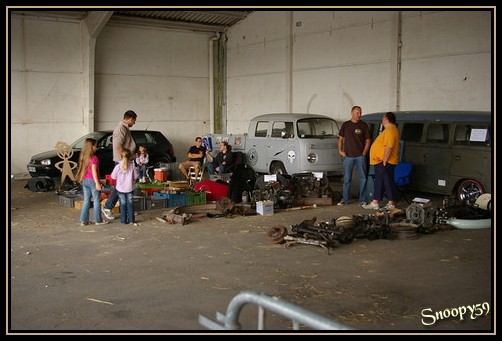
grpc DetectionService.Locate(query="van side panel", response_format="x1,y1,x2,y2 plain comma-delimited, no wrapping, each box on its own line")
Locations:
450,122,492,193
246,120,270,173
401,122,453,195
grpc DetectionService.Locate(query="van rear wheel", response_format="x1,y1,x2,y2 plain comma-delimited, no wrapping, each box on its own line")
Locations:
456,179,484,206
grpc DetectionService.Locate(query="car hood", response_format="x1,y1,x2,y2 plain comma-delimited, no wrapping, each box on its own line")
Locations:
30,149,80,161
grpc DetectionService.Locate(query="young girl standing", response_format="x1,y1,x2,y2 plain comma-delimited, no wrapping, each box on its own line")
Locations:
135,145,149,183
75,138,108,226
111,148,138,225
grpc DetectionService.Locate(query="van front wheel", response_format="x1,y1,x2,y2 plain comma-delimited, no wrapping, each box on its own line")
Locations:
456,179,484,206
270,162,287,175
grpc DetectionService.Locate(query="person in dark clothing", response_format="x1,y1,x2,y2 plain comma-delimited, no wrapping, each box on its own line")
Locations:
207,141,233,175
337,105,371,206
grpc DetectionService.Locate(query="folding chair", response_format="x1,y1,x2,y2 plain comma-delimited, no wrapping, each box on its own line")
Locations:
394,162,413,204
189,157,206,186
145,165,155,183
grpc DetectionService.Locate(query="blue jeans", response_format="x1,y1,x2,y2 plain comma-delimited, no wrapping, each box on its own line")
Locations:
104,162,119,210
207,162,225,175
80,178,103,223
341,155,367,203
373,162,397,202
137,165,146,179
118,191,134,224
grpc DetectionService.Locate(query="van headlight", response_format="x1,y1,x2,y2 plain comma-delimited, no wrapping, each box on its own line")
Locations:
41,159,52,166
307,153,317,163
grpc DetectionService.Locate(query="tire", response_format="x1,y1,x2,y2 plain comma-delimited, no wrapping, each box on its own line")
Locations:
456,179,484,206
26,176,55,192
270,161,287,175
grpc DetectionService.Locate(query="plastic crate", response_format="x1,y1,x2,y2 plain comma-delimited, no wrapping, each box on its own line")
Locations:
59,194,84,208
59,195,76,207
166,193,187,207
186,191,206,205
153,191,169,199
146,197,167,210
133,196,146,211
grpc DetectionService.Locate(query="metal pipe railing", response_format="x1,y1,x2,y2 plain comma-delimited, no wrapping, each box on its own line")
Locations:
199,290,354,330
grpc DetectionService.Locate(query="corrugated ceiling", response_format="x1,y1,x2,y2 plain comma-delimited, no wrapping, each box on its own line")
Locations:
11,10,252,33
114,10,251,30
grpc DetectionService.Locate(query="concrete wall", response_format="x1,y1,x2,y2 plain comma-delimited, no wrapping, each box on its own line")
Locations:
94,25,213,161
10,10,492,177
225,10,492,133
10,15,86,176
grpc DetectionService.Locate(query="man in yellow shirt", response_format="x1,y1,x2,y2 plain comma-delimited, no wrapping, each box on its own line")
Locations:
363,112,399,210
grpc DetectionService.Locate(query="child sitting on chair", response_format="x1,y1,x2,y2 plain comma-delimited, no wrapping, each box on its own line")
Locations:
135,145,149,183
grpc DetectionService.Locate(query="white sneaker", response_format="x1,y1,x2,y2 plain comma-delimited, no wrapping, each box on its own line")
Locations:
101,208,115,220
337,201,346,206
94,220,109,225
362,202,380,210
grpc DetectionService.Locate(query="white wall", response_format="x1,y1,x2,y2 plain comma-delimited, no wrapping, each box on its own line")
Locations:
94,25,214,161
10,15,85,176
400,11,492,109
225,10,492,133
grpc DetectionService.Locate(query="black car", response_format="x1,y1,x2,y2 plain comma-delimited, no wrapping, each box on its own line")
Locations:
27,130,176,178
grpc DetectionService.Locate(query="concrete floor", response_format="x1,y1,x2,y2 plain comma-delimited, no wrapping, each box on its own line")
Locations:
8,179,493,334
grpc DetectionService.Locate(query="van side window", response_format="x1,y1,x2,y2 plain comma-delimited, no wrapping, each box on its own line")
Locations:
454,124,491,146
255,121,268,137
426,123,449,143
271,121,294,138
401,123,423,142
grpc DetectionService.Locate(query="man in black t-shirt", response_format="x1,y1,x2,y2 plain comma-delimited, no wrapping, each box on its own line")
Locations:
337,106,371,206
179,137,208,180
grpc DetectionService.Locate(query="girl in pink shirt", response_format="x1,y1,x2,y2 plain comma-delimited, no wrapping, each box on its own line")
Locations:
75,138,108,226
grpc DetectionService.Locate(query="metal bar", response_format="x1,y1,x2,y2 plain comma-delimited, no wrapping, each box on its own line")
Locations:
222,291,353,330
258,305,265,330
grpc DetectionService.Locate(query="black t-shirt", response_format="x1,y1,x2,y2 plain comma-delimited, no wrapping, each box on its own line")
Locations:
188,145,206,163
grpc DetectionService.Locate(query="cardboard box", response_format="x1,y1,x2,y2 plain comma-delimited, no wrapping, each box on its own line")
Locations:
256,201,274,215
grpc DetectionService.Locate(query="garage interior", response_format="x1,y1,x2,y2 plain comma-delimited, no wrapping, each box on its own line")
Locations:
8,8,493,333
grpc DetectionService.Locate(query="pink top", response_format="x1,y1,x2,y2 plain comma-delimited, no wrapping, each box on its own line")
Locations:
84,155,99,180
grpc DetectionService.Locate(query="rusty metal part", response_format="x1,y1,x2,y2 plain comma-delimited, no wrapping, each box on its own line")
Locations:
267,225,288,244
162,213,192,225
283,235,331,254
216,197,235,213
389,222,420,239
375,208,403,219
335,216,355,229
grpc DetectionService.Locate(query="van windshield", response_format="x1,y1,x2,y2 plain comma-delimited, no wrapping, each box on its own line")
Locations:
297,118,339,139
